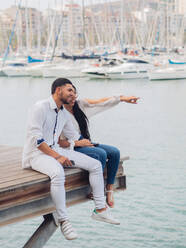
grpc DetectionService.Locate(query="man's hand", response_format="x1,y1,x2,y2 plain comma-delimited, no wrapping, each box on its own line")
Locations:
57,156,73,167
120,96,139,104
75,139,94,147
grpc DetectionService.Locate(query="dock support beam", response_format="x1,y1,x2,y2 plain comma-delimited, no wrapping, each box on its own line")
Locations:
23,213,59,248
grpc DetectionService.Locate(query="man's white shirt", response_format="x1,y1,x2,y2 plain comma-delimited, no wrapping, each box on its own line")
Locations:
22,96,80,168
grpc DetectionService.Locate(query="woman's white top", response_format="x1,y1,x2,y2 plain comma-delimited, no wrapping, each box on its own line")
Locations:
61,96,121,138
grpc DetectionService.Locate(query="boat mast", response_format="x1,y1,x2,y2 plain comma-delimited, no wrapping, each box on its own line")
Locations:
50,0,64,61
167,0,169,52
82,0,85,49
120,0,124,50
25,0,29,56
37,0,41,55
44,8,56,62
2,0,22,66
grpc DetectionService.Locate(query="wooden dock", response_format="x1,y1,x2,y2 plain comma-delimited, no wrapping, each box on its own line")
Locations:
0,145,128,247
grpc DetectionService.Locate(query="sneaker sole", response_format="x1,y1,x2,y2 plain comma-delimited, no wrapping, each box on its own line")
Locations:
91,214,120,225
65,235,78,240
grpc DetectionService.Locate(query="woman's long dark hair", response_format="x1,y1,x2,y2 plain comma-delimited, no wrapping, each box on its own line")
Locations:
73,101,91,140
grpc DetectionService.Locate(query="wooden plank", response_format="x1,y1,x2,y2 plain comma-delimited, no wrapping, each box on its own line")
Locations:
0,153,22,161
0,172,47,184
0,175,48,191
0,183,50,210
0,151,21,158
0,164,22,171
0,146,21,154
0,159,22,166
0,169,39,179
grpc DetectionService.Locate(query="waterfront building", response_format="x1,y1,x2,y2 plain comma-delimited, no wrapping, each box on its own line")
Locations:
0,0,186,56
0,6,43,54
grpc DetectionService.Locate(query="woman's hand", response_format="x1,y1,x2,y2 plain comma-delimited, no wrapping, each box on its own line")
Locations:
58,139,70,148
75,139,94,147
120,95,139,104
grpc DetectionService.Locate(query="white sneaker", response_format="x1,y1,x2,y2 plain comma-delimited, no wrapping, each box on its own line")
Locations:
91,208,120,225
60,220,78,240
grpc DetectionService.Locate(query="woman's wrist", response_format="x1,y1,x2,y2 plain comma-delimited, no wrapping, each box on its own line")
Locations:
119,95,126,102
113,95,122,102
74,140,79,147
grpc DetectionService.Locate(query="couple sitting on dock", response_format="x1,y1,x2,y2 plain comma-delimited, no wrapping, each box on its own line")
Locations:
22,78,139,240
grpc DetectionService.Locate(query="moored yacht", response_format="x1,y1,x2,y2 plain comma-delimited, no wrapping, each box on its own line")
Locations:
107,59,154,79
82,58,123,79
82,58,153,79
25,63,55,77
0,68,6,76
42,60,89,78
148,66,186,80
2,63,29,77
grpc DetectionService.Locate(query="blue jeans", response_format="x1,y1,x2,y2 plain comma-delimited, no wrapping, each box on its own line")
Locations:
75,144,120,185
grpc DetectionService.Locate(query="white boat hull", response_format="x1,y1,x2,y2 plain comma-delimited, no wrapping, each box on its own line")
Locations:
149,67,186,80
0,70,6,77
26,67,43,77
2,67,30,77
107,70,148,79
83,61,153,80
82,72,109,79
42,66,85,78
107,62,153,79
82,66,109,79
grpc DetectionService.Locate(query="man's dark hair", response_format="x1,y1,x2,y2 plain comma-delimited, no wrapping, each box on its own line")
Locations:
51,78,72,94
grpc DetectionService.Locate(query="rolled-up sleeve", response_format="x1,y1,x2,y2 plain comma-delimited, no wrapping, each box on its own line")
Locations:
78,96,120,118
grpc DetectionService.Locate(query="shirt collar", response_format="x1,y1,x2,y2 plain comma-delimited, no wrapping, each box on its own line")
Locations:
49,96,63,112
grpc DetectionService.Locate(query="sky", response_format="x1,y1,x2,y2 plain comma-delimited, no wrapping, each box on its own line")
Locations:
0,0,46,10
0,0,106,10
0,0,80,10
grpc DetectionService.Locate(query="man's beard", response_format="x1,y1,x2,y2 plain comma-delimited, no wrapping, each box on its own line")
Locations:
61,99,69,104
60,96,70,104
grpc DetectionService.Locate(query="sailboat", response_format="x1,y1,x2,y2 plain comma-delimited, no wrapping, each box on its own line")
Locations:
0,0,30,77
2,62,30,77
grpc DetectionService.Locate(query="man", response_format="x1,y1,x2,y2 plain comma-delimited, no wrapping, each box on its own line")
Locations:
22,78,120,241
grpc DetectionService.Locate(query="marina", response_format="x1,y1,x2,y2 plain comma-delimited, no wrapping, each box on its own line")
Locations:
0,0,186,247
1,1,186,81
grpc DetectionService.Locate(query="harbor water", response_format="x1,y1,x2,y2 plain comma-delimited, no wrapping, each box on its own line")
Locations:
0,76,186,248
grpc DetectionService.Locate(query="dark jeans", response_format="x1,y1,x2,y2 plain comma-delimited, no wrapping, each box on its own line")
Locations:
75,144,120,185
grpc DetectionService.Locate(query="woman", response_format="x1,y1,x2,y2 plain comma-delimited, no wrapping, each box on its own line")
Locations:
59,86,139,207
